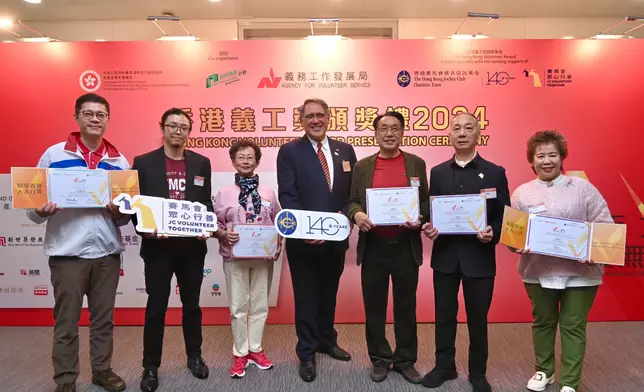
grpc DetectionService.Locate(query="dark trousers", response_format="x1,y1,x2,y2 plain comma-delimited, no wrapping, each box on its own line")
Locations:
433,266,495,379
49,254,121,385
142,249,205,369
361,234,419,369
287,244,345,361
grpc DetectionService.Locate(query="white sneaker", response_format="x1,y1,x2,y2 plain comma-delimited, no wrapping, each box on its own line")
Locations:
561,387,576,392
527,371,555,391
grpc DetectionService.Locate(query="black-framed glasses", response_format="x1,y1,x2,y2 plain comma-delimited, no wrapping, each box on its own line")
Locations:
80,110,109,121
164,124,190,133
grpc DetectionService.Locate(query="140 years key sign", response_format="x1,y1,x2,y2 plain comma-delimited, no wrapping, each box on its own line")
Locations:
0,39,643,326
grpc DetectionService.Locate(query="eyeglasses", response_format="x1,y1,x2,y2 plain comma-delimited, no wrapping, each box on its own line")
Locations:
303,113,327,121
80,110,109,121
376,126,402,134
164,124,190,133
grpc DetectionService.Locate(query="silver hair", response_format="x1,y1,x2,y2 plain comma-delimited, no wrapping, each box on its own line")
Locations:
298,98,330,118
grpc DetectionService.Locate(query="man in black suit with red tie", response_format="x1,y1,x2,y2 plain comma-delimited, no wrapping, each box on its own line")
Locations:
276,98,357,382
422,113,510,392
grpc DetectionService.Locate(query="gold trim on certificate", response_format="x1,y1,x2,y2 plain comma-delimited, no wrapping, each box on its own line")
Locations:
430,194,487,234
231,224,279,259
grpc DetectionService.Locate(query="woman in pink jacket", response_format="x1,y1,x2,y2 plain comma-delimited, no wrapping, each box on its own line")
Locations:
213,140,281,378
509,131,613,392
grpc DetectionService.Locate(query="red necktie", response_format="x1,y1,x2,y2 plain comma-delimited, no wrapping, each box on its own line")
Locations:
317,142,332,191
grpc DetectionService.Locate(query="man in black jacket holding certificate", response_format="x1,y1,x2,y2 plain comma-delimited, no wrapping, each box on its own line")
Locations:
422,112,510,392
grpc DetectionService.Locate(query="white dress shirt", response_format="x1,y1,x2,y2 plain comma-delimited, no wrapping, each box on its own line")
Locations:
308,135,334,189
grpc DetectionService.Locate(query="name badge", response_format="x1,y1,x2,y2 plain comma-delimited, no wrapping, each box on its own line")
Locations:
342,160,351,172
529,203,547,214
481,188,497,199
194,176,205,187
410,177,420,187
261,199,271,208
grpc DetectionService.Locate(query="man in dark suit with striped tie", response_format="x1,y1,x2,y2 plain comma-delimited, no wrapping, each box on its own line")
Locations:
277,98,358,382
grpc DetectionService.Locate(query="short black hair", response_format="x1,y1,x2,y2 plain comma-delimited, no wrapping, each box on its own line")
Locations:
75,93,110,115
159,108,193,131
229,139,262,163
373,111,405,130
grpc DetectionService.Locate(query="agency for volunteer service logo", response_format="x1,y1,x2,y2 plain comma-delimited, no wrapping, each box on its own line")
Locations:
80,70,101,92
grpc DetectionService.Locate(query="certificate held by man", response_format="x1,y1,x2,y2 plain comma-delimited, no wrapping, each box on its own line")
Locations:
232,224,279,259
430,194,487,234
526,215,590,261
48,169,111,208
366,187,419,226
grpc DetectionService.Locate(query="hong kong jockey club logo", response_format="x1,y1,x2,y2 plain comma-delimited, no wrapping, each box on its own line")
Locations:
80,70,101,92
397,70,411,87
276,211,297,236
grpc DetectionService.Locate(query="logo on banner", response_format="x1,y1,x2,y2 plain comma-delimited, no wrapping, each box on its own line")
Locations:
211,283,221,296
486,71,514,86
20,269,40,276
397,70,411,87
523,69,542,87
276,211,297,235
523,68,573,88
176,285,180,295
0,236,44,247
1,287,23,294
136,288,146,293
206,69,247,88
33,285,48,296
203,268,212,277
79,70,101,92
257,68,282,88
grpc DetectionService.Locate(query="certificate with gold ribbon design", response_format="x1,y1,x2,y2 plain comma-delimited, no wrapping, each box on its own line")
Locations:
48,169,110,208
366,187,419,226
232,224,279,259
526,215,590,261
430,194,487,234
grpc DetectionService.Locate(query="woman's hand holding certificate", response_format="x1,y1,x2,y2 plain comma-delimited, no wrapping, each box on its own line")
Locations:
231,225,279,259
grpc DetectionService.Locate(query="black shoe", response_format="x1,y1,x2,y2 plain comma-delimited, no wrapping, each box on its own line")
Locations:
319,346,352,361
469,376,492,392
370,365,388,382
394,366,423,384
422,367,458,388
298,360,317,382
187,356,209,379
140,368,158,392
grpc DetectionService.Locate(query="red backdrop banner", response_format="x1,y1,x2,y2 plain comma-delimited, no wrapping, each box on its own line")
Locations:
0,39,642,326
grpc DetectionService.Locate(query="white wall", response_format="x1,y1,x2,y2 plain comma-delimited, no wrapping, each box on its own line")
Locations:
1,17,641,42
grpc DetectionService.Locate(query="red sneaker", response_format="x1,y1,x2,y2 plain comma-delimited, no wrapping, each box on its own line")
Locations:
230,355,248,378
247,350,274,370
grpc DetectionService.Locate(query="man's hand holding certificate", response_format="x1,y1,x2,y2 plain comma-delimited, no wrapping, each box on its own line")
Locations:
366,187,420,226
429,194,488,235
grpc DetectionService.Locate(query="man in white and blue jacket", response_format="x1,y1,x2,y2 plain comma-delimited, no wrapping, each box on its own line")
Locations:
26,93,130,392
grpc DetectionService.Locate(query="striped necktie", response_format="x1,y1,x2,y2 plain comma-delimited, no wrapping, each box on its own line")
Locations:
317,142,332,191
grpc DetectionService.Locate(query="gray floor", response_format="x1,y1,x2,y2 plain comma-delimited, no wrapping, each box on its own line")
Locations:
0,323,642,392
